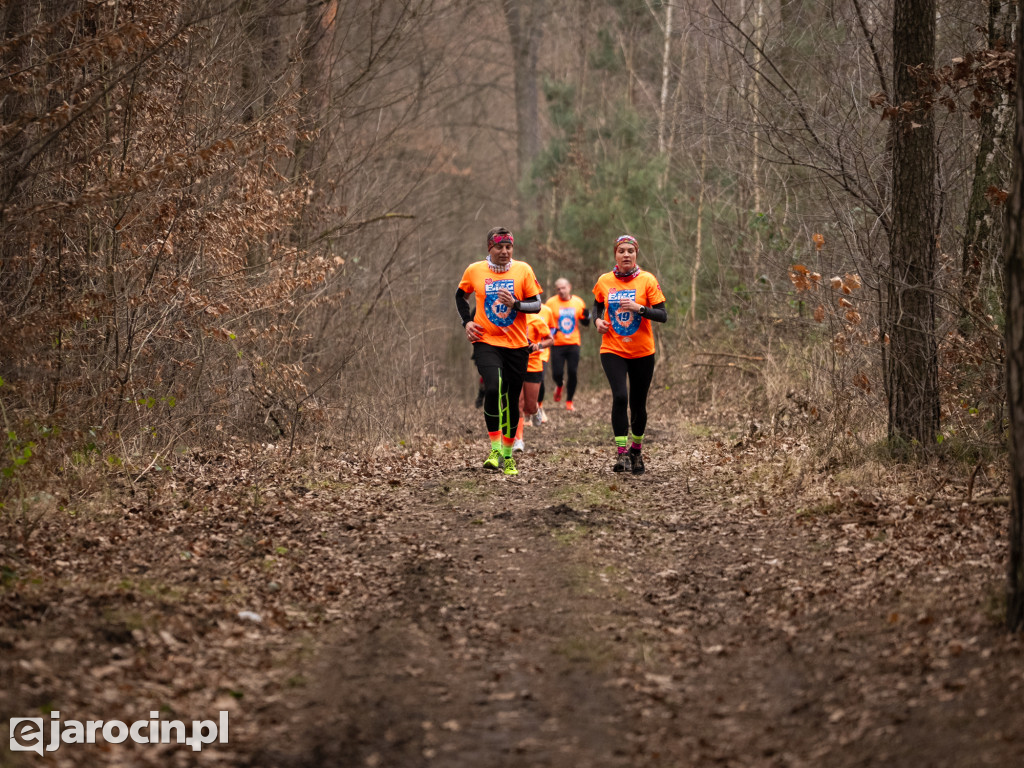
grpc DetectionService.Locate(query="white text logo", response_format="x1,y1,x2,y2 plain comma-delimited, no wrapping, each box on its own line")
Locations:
9,711,229,755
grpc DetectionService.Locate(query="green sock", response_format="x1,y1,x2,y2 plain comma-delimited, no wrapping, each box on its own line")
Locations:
615,435,628,451
630,434,644,451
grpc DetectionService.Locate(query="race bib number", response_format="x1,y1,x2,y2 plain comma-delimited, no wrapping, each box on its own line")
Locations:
484,279,516,327
609,289,640,336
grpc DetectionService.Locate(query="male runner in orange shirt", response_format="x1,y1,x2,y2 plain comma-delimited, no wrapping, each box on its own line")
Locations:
455,227,543,476
545,278,590,412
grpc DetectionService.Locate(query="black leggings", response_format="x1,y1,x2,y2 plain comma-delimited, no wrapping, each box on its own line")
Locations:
550,344,582,401
474,343,530,437
600,353,655,438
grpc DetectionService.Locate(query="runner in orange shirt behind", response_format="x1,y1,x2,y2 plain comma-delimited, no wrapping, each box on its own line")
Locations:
456,227,543,476
532,301,557,425
545,278,590,413
592,234,667,475
513,312,555,451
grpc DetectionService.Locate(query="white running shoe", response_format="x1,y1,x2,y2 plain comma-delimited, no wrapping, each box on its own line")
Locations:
512,439,525,452
532,410,543,427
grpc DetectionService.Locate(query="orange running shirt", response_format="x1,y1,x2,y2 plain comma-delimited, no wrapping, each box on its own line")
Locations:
526,313,551,373
538,303,556,363
592,270,666,358
545,294,589,347
458,260,543,349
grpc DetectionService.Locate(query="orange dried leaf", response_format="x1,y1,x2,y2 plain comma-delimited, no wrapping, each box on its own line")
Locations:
814,304,825,323
830,277,843,290
985,186,1009,205
838,297,854,308
812,233,825,250
845,310,862,324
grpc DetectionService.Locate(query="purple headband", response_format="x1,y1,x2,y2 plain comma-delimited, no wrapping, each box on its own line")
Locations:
488,232,514,248
614,234,638,251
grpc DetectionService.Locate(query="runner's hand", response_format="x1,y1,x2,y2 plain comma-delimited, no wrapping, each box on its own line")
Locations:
465,321,483,341
496,288,516,307
595,318,610,334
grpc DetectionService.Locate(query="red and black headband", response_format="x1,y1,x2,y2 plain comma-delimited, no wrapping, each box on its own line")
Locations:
488,232,514,248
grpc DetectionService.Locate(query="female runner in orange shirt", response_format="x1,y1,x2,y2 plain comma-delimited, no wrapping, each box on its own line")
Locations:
592,235,667,475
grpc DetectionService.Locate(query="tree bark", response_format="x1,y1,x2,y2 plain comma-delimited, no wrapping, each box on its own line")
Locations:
691,53,711,328
240,0,282,125
656,1,673,157
885,0,939,449
1004,0,1024,633
294,0,334,183
960,0,1015,330
502,0,544,189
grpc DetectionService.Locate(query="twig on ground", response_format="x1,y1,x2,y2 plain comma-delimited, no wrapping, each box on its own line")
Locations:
683,362,760,376
965,460,984,504
693,352,766,362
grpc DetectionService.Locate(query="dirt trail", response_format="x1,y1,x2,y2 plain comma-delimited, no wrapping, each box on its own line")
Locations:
248,396,1024,768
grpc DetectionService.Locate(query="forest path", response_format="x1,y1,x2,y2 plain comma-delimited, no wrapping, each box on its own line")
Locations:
249,394,1024,768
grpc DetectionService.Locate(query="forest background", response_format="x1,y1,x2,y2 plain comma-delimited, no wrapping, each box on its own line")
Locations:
2,0,1024,623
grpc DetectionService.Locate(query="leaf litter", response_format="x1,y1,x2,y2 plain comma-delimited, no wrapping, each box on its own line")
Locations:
1,394,1022,767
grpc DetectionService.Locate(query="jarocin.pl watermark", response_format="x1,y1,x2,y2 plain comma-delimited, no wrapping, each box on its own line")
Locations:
9,711,229,755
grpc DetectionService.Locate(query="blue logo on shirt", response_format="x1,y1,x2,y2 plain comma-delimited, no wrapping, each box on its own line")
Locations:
558,308,576,336
609,289,640,336
484,279,516,327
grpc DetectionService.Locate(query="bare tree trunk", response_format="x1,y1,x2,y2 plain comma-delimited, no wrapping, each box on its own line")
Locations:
885,0,939,448
241,0,282,126
294,0,335,184
750,0,765,281
657,1,674,157
691,53,711,328
1005,0,1024,633
502,0,544,190
0,0,26,219
961,0,1015,329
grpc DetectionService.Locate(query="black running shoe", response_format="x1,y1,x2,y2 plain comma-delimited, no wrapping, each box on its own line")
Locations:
613,452,631,473
629,448,645,475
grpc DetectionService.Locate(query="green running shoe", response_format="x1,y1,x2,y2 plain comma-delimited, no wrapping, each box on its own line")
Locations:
483,449,502,470
503,456,519,476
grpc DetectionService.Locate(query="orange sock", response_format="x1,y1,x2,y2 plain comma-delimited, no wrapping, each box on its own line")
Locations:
515,420,524,441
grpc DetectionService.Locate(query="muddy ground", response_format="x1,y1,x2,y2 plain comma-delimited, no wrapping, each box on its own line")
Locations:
2,393,1023,767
